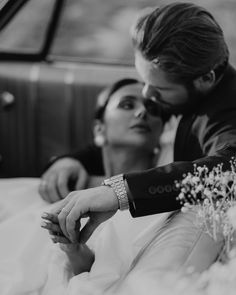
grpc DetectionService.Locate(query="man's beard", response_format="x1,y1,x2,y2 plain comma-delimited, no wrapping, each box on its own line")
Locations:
159,82,205,117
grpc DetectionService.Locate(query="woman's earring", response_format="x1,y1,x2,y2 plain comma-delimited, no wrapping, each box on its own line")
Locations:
94,135,105,147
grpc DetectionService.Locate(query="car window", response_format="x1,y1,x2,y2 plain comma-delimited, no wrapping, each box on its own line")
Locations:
50,0,236,66
0,0,9,10
50,0,160,65
0,0,235,66
0,0,56,53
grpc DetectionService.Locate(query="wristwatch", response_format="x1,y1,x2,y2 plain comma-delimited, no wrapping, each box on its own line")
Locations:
102,174,130,210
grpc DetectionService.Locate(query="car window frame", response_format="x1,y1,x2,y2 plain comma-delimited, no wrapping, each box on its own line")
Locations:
0,0,65,61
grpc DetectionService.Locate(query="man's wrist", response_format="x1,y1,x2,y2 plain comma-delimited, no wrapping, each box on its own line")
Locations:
102,174,129,210
123,176,136,213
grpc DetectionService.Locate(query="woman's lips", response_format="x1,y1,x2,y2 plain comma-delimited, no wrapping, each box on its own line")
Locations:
130,123,151,132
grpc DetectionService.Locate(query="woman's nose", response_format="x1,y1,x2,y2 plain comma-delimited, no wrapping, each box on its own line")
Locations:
134,105,147,119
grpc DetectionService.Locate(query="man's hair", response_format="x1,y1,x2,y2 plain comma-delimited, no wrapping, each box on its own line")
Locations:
132,2,229,83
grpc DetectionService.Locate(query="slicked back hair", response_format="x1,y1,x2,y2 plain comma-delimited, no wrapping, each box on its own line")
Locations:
132,2,229,84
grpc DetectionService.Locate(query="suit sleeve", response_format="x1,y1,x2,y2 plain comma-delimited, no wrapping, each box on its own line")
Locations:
44,145,104,176
71,145,104,176
125,110,236,217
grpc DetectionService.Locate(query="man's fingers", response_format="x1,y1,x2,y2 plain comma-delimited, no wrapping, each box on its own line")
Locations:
65,205,85,243
79,211,116,243
46,175,61,203
79,219,101,244
57,172,70,199
58,202,75,240
39,175,61,203
75,169,88,190
38,180,50,202
75,219,81,242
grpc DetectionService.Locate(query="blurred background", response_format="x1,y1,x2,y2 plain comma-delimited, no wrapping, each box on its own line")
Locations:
0,0,235,66
0,0,235,177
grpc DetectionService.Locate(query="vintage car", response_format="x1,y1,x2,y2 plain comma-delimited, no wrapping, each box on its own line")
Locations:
0,0,235,177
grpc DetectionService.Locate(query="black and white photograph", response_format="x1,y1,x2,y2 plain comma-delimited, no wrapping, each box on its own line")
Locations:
0,0,236,294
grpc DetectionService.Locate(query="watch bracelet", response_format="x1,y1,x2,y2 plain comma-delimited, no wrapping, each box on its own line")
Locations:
102,174,129,210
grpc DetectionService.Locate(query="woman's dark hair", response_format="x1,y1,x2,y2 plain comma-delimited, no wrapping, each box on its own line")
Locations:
95,78,171,123
132,2,229,84
94,78,140,120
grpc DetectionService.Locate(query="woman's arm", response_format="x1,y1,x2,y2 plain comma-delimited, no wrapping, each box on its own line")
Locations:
59,243,95,275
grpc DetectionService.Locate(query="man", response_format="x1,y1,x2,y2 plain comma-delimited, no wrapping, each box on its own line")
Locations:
41,2,236,244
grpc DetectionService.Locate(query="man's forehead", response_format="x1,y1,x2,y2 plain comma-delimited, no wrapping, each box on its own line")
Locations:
112,84,143,97
135,52,176,88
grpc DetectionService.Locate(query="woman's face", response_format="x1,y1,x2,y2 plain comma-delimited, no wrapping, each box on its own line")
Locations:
101,83,163,152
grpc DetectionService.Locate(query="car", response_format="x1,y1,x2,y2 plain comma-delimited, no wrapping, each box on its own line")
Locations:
0,0,235,177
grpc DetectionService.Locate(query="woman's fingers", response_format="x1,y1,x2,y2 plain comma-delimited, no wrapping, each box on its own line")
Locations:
41,220,63,234
41,212,59,223
51,235,71,244
41,220,71,244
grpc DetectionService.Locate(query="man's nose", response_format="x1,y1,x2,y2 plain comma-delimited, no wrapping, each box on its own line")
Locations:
142,84,153,99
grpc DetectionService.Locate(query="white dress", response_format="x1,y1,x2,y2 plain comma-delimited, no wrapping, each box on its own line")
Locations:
0,178,224,295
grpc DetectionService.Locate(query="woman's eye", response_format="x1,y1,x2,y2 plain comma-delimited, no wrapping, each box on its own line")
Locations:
118,100,134,110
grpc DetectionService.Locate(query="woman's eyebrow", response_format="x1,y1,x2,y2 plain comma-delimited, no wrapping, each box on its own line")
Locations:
120,95,138,100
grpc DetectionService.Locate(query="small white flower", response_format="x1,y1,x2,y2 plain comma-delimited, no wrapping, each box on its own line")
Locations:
175,158,236,260
178,192,185,200
227,206,236,229
203,198,210,205
195,184,204,193
192,176,200,184
203,188,212,198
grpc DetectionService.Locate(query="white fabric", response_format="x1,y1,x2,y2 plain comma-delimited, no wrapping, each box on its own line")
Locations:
0,178,223,295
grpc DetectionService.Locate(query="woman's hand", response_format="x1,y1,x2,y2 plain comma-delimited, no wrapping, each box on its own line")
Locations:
41,213,95,274
41,212,71,243
39,158,89,203
43,185,119,243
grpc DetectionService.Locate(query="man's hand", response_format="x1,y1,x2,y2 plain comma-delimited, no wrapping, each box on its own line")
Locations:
39,158,88,203
44,185,119,243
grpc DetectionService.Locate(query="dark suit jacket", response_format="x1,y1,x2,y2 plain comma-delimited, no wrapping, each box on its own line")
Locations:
125,64,236,217
71,64,236,217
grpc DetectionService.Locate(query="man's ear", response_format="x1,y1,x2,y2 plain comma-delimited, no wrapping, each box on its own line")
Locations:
93,120,106,147
193,70,216,92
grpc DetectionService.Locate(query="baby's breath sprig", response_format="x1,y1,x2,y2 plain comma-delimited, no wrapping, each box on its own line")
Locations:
176,158,236,257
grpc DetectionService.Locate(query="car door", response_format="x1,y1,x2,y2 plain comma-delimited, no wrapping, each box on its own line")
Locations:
0,0,140,177
0,0,67,177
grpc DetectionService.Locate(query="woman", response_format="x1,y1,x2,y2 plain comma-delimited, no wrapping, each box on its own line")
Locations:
40,77,223,294
41,77,165,273
0,78,169,295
